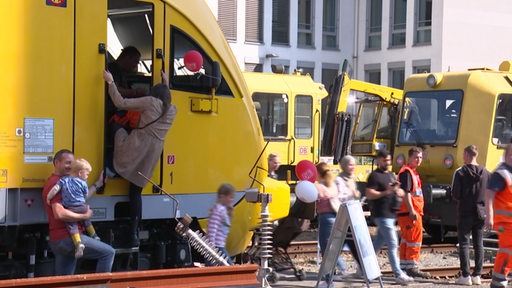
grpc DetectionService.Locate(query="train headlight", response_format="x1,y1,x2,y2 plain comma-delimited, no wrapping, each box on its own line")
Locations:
426,73,443,88
443,154,454,169
395,154,405,168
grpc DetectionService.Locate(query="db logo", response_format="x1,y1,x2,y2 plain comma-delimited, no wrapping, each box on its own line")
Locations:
298,146,309,155
167,155,175,165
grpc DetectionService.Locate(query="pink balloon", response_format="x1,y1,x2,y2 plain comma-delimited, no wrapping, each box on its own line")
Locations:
184,50,203,72
295,160,317,183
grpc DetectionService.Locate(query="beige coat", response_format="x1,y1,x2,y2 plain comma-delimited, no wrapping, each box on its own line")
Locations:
108,84,177,187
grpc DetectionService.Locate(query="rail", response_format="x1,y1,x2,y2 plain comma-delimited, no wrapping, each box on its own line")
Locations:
0,264,259,288
286,241,458,258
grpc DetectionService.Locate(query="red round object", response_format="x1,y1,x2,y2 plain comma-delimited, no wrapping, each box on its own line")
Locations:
184,50,203,72
295,160,317,183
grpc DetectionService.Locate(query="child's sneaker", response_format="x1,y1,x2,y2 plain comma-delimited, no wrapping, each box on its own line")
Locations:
75,242,85,258
471,275,481,285
455,275,472,286
396,273,414,285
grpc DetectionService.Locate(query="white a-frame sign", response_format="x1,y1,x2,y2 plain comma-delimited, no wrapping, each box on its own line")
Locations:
316,200,383,288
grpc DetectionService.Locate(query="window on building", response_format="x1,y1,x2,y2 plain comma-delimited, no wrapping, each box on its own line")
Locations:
297,66,314,78
390,0,406,47
246,0,264,43
298,0,314,47
366,0,382,50
415,0,432,45
321,67,339,125
389,68,405,89
322,0,338,49
272,0,290,45
218,0,237,41
321,68,338,91
366,70,381,84
413,65,430,74
412,59,430,74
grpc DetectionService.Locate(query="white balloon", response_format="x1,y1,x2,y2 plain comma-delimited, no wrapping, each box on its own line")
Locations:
295,181,318,203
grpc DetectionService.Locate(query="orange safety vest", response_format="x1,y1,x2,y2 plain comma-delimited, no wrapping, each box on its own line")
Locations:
397,165,424,216
493,167,512,224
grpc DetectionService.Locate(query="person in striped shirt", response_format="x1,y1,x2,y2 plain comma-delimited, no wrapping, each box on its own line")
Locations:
206,183,235,265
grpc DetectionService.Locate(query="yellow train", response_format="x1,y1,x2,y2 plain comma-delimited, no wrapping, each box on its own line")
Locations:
244,68,403,186
243,71,328,182
0,0,289,277
392,61,512,240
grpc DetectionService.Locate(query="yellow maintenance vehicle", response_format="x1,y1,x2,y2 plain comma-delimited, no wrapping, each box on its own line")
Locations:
392,61,512,241
0,0,289,277
244,67,403,186
321,70,403,182
243,71,329,182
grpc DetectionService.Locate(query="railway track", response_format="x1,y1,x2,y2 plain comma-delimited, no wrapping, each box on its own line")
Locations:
0,264,259,288
381,264,495,278
285,241,495,279
286,241,458,258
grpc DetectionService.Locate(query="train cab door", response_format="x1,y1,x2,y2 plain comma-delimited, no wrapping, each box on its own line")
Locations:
74,1,107,180
293,94,316,164
104,0,164,198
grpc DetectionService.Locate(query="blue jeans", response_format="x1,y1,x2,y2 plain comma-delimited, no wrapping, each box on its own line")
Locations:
318,212,347,280
49,234,115,275
372,217,403,277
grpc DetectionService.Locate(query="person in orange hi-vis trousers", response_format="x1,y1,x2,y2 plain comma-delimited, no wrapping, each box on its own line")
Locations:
486,143,512,288
397,147,431,279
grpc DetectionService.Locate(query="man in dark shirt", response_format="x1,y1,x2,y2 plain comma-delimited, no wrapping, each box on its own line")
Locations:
366,150,413,284
107,47,146,101
452,145,490,285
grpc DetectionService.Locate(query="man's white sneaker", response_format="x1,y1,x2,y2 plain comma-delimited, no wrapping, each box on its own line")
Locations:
396,273,414,284
455,275,472,286
74,242,85,259
318,280,334,288
471,275,481,285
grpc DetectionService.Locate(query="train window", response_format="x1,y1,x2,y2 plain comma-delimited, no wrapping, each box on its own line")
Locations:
170,28,233,97
398,90,462,145
252,92,289,138
492,94,512,146
353,102,379,141
376,104,394,139
108,1,154,75
294,95,313,139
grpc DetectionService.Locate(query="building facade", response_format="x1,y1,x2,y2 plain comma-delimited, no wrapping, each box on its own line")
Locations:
208,0,512,89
